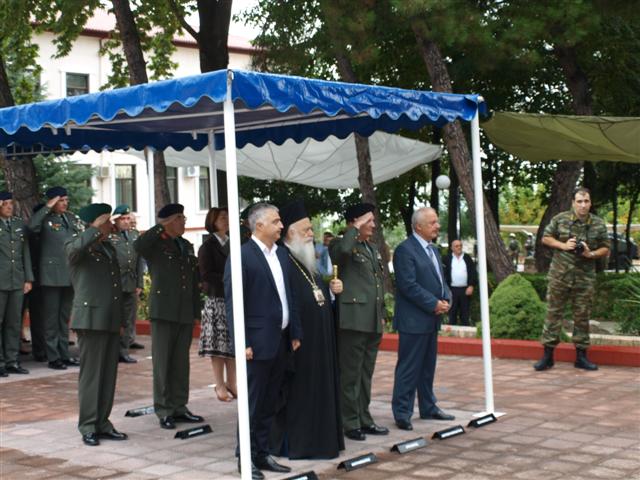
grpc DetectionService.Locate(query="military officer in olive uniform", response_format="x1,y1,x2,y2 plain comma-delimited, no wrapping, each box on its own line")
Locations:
329,202,389,441
65,203,128,446
28,186,82,370
0,191,34,376
534,187,610,372
134,203,204,429
110,205,143,363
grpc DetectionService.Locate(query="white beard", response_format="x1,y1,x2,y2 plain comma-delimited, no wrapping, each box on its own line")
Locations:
286,236,318,276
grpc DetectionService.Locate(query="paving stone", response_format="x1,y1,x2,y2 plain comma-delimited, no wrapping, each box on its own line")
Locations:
586,466,628,478
600,458,640,470
411,466,455,478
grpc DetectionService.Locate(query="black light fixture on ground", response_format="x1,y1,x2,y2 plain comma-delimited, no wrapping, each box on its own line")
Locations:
337,453,378,471
124,405,155,417
174,424,213,439
467,413,497,428
390,437,428,454
432,425,465,440
283,472,318,480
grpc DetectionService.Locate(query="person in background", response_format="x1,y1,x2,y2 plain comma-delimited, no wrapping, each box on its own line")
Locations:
27,203,47,362
315,231,334,276
0,191,33,376
443,239,477,327
126,211,144,350
508,233,519,268
198,207,236,402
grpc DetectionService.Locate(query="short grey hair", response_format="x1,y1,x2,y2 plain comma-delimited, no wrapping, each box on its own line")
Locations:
247,203,278,232
411,207,437,230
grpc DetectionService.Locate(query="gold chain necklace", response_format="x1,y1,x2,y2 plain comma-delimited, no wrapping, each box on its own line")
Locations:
288,253,326,306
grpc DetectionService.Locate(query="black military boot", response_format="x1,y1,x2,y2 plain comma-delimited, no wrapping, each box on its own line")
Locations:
533,346,555,371
574,348,598,371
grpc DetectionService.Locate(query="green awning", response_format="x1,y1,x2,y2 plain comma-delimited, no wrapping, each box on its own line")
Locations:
482,112,640,163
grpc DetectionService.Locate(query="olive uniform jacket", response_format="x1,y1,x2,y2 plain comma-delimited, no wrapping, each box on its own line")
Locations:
109,229,144,293
65,227,123,333
134,224,201,324
28,206,83,287
0,217,34,291
329,227,385,334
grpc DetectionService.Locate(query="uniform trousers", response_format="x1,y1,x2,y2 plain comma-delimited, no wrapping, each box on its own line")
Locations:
27,286,47,359
119,292,137,356
338,329,381,431
151,319,193,418
76,329,120,435
42,286,73,362
0,289,24,368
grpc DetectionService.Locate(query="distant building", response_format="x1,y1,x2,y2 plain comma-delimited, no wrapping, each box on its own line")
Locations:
33,10,254,248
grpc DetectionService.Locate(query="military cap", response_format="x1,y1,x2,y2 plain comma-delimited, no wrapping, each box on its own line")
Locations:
157,203,184,219
112,204,131,218
0,191,12,201
345,202,375,223
280,199,308,236
79,203,112,224
45,186,68,199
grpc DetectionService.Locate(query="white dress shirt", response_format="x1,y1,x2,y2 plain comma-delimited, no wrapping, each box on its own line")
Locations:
450,253,468,287
251,235,289,329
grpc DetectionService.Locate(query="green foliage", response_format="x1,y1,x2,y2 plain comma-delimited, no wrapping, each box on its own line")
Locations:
482,274,546,340
32,155,94,211
137,274,151,321
614,274,640,335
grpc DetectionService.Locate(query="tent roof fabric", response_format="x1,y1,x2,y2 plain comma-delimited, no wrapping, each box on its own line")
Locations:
113,131,442,189
0,69,485,153
482,112,640,164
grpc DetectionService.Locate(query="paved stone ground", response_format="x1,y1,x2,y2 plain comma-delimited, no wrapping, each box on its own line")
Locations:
1,336,639,480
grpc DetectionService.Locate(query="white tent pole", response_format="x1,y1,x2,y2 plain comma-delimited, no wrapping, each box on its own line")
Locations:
471,107,496,415
207,130,219,208
223,70,251,480
145,147,156,228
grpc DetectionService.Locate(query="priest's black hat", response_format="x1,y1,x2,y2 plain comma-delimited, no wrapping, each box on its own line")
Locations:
280,199,308,236
158,203,184,219
345,202,375,222
79,203,112,224
45,186,68,199
0,191,12,201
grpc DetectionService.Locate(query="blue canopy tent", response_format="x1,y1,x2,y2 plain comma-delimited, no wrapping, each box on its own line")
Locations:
0,69,493,476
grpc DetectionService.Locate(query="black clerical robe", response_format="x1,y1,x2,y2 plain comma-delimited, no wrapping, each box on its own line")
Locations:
269,259,344,459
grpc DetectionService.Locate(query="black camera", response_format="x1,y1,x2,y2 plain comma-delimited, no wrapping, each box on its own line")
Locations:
573,241,585,257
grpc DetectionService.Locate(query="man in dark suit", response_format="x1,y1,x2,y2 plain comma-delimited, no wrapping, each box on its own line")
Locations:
443,239,477,326
392,207,455,431
224,203,302,480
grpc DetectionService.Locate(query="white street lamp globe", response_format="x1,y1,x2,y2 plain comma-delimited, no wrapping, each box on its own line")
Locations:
435,174,451,190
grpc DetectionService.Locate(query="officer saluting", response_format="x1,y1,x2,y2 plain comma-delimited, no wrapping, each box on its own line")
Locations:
28,186,82,370
109,205,143,363
134,203,203,430
65,203,128,446
0,191,33,376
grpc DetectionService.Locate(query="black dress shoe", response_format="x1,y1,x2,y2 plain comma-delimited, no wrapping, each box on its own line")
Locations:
119,355,138,364
238,459,265,480
63,357,80,367
253,455,291,473
361,423,389,435
344,428,366,441
99,429,128,441
82,432,100,446
421,408,455,421
48,359,67,370
395,419,413,431
129,342,144,350
174,410,204,423
6,364,29,374
159,416,176,429
0,367,8,377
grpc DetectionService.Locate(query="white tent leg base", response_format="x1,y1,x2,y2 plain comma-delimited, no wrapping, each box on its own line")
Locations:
473,411,506,418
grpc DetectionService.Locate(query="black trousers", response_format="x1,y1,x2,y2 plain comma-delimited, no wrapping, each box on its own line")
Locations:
448,286,471,326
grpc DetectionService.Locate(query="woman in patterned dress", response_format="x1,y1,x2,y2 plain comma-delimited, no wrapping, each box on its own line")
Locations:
197,207,236,402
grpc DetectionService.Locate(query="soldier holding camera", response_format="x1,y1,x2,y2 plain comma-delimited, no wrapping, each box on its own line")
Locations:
534,187,609,372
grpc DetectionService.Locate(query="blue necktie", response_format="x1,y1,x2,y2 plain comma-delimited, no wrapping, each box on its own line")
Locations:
426,244,444,295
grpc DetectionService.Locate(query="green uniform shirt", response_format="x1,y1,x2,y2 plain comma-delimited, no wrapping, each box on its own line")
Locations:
0,216,34,290
544,210,609,281
109,229,143,293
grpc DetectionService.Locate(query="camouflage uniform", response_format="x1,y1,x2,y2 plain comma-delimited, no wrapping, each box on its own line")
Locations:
540,210,609,348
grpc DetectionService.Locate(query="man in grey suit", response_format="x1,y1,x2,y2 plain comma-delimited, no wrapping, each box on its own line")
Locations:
28,186,82,370
392,207,455,431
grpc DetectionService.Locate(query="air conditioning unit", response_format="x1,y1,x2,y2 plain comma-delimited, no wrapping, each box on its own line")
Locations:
184,166,200,178
97,166,110,178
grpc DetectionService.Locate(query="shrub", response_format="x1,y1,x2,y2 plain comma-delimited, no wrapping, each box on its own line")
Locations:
480,273,546,340
136,274,151,321
613,274,640,335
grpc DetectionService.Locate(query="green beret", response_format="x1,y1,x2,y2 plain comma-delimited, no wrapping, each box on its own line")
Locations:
113,204,131,217
79,203,112,224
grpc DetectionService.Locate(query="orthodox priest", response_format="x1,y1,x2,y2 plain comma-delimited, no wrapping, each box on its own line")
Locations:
270,200,345,459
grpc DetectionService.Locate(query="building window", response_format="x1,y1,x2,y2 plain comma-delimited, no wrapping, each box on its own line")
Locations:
166,167,178,203
115,165,137,210
199,167,211,210
66,73,89,97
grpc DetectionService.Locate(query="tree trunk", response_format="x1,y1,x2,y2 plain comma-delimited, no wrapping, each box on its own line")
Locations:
403,177,417,237
447,167,459,244
534,44,592,272
612,177,619,273
626,186,639,267
0,53,39,219
112,0,170,209
411,23,513,282
197,0,232,72
430,160,440,215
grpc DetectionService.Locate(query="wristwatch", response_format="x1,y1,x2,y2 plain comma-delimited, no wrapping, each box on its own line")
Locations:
589,252,596,259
